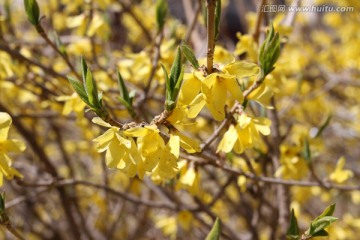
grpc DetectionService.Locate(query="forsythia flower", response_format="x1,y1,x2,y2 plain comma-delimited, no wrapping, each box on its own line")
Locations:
0,112,25,186
93,118,200,181
178,49,259,121
92,117,140,177
217,113,271,153
275,145,309,180
56,93,87,116
330,156,354,184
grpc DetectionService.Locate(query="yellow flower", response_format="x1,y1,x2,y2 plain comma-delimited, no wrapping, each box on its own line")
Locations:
330,157,353,184
92,117,140,177
179,60,259,121
124,125,198,181
217,113,271,153
56,93,87,116
0,112,25,186
177,211,193,231
234,33,258,62
275,145,308,180
176,162,201,195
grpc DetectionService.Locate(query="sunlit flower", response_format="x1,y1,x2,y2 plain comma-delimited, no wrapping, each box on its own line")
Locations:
0,112,25,186
179,60,259,121
330,156,353,184
217,113,271,153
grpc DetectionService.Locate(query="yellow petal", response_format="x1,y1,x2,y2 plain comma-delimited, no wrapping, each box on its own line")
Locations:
253,117,272,135
167,134,180,158
204,81,226,121
247,83,273,108
172,130,201,153
214,46,235,64
105,140,125,168
93,128,116,152
178,73,202,105
217,124,238,153
223,76,244,102
87,13,105,37
202,73,217,89
237,113,252,129
0,112,11,141
92,117,112,128
330,157,354,183
179,167,197,186
187,94,205,118
223,61,259,79
2,140,26,153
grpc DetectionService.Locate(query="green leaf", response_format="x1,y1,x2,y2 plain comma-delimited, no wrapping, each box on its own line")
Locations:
67,76,90,106
214,0,221,41
311,229,329,237
85,68,100,108
171,65,184,102
286,209,300,240
160,63,171,103
259,23,280,77
155,0,168,31
169,47,182,90
309,216,338,235
81,56,88,86
205,218,221,240
302,138,311,163
23,0,40,25
182,43,200,69
314,203,336,221
117,70,131,104
315,114,332,138
0,193,5,211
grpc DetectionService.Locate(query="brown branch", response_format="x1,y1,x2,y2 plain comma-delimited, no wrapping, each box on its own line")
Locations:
206,0,216,74
253,0,266,43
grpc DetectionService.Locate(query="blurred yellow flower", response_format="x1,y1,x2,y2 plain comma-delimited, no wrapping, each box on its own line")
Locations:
330,157,353,184
0,112,25,186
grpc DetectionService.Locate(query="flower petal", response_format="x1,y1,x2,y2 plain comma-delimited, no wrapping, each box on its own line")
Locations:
0,112,12,141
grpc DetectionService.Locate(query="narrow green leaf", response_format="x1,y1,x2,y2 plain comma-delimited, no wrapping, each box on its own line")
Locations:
302,138,311,163
117,70,130,104
309,216,338,235
286,209,300,240
314,203,336,221
67,76,90,105
171,65,184,102
81,56,88,86
0,193,5,211
23,0,40,25
205,218,221,240
182,43,200,69
54,31,67,57
169,47,182,90
259,22,280,77
85,68,99,108
214,0,221,41
156,0,168,31
315,114,332,138
160,63,170,97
